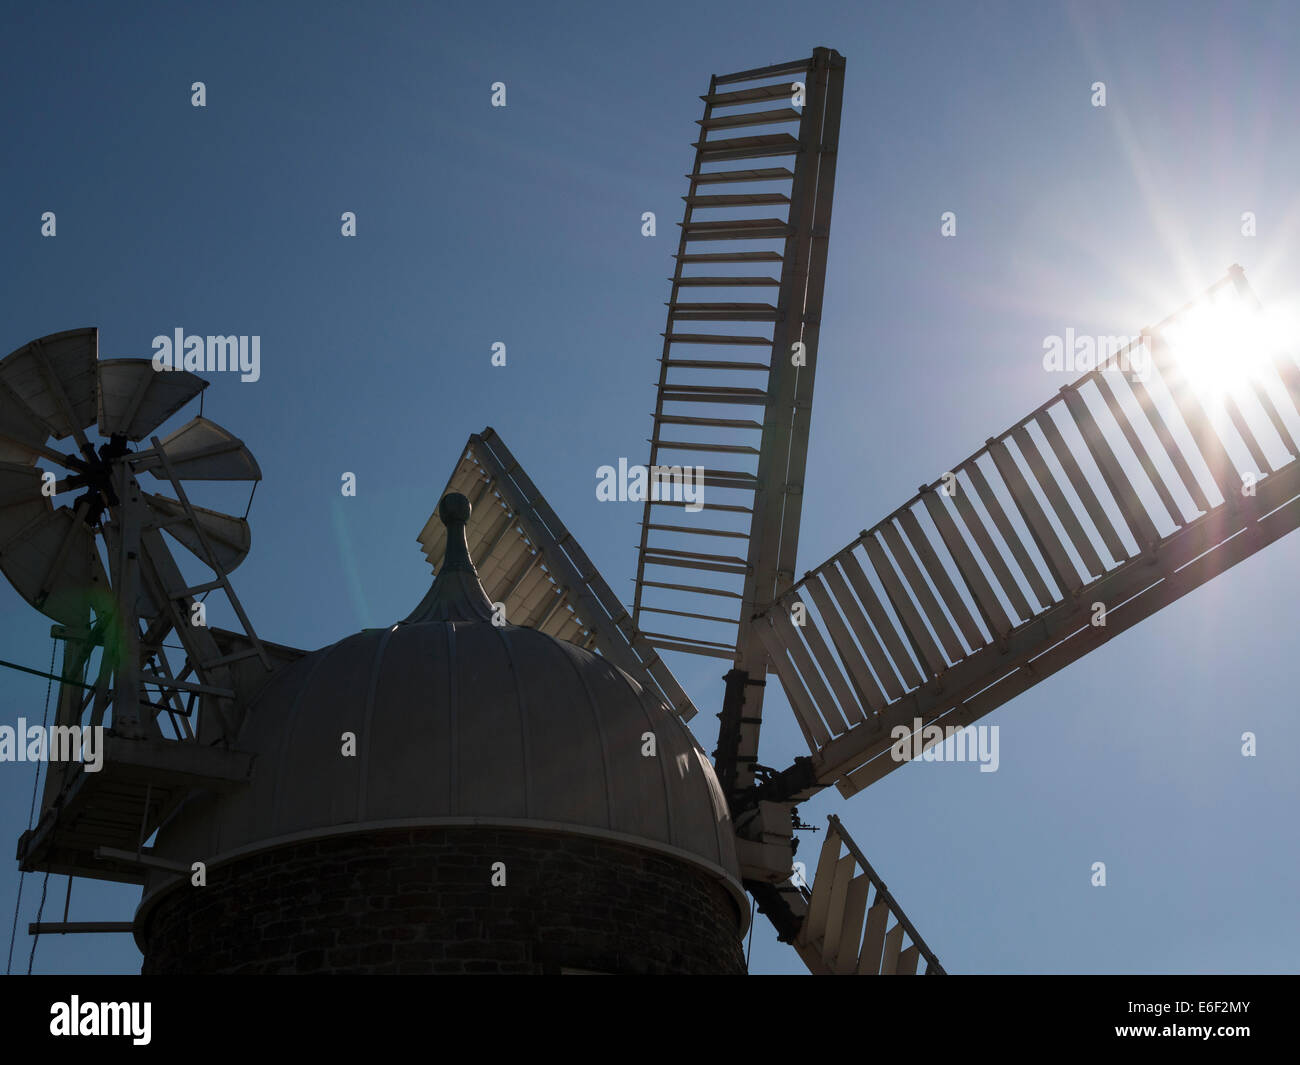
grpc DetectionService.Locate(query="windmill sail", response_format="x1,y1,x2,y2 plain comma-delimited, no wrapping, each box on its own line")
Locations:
796,816,943,974
420,428,701,721
750,268,1300,798
631,48,846,800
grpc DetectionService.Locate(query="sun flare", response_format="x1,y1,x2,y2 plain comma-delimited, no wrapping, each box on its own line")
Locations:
1157,290,1296,403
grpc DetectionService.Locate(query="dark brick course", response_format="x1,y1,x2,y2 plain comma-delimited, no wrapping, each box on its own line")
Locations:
140,825,746,974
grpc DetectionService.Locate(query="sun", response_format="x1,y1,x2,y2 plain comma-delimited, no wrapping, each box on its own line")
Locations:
1157,289,1296,403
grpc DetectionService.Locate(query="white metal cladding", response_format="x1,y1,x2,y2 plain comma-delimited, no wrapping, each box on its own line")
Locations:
144,620,743,907
755,269,1300,796
418,429,701,721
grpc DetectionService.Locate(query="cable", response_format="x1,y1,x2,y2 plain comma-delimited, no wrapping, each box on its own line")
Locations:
26,872,50,975
745,896,757,969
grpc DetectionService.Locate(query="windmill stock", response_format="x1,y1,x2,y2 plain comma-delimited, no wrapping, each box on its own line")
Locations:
3,46,1299,976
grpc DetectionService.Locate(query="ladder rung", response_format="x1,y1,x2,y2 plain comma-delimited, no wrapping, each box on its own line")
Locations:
650,438,761,455
682,217,790,235
663,382,767,396
644,522,749,539
639,629,736,651
692,134,802,162
647,499,753,514
688,168,794,185
645,546,749,567
639,578,743,599
695,465,760,481
668,301,779,312
673,275,780,286
662,393,766,408
663,385,767,404
642,637,735,660
655,413,763,429
667,302,779,321
675,252,783,265
714,58,811,86
637,604,739,625
699,475,759,491
684,195,790,210
661,359,769,373
663,333,772,346
702,84,801,108
699,107,802,131
644,554,749,576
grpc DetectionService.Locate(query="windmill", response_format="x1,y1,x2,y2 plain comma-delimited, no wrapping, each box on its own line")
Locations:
424,48,1300,973
1,327,292,889
5,47,1299,975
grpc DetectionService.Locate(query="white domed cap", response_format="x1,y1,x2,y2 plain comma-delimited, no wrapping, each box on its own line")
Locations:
142,494,746,924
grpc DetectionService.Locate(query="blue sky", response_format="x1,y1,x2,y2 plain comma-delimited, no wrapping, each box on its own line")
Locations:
1,0,1298,974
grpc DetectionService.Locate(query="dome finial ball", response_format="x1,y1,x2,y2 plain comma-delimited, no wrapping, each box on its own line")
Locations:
439,492,472,526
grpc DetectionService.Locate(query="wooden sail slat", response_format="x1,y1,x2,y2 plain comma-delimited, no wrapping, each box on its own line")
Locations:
769,605,851,735
838,550,926,690
801,830,842,945
1221,392,1274,475
1060,387,1162,550
962,460,1055,610
857,901,890,974
878,521,966,663
820,855,856,967
803,573,886,713
880,923,906,975
897,509,985,651
1034,411,1130,564
1148,338,1241,504
832,873,873,974
1011,426,1105,579
1250,378,1300,458
947,473,1035,620
863,534,946,676
1093,371,1184,525
789,594,866,726
754,617,832,749
920,489,1012,638
1125,364,1213,513
987,439,1081,595
821,563,906,701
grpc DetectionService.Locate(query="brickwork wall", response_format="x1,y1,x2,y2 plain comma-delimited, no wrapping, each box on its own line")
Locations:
140,825,746,974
